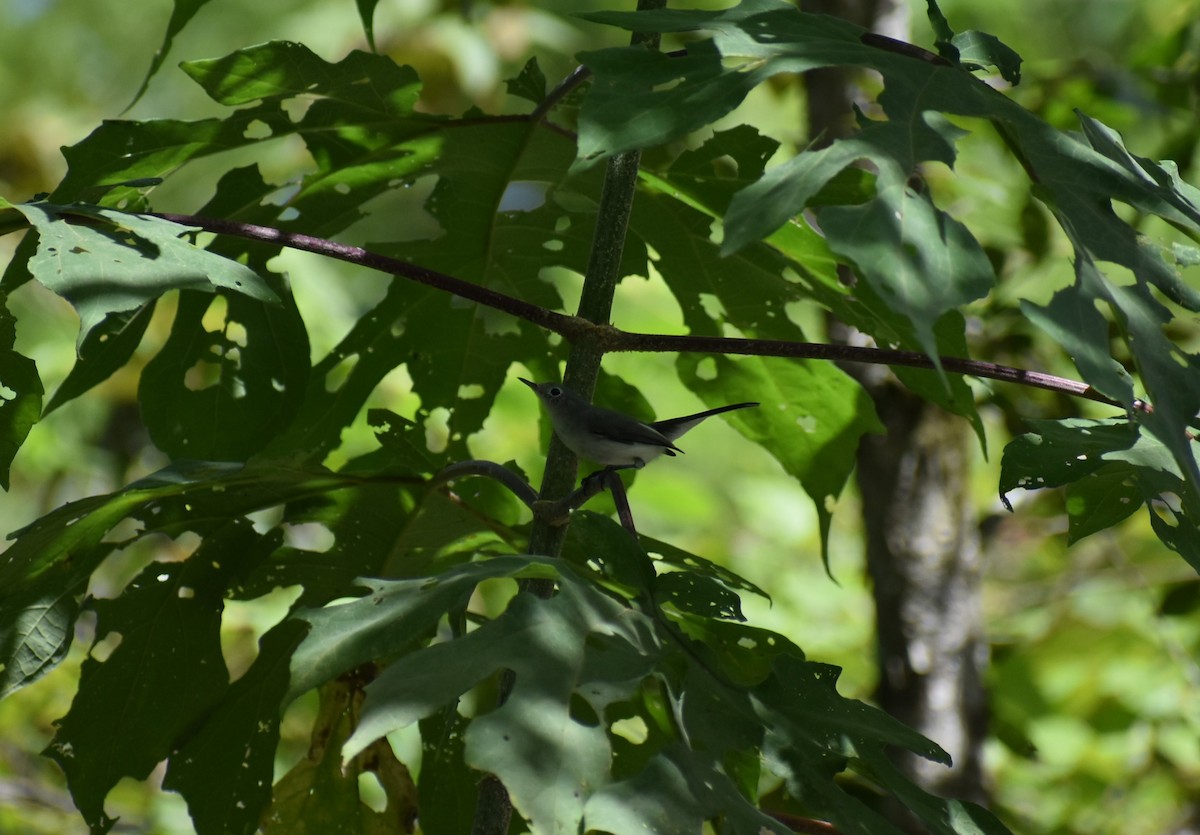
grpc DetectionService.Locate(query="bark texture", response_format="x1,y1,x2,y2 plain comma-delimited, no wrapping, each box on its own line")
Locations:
856,384,989,807
802,0,991,824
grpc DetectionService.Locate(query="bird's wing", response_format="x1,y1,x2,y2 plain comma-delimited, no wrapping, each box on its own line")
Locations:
585,406,680,451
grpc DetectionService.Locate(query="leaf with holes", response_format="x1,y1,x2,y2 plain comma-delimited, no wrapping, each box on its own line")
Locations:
11,203,276,346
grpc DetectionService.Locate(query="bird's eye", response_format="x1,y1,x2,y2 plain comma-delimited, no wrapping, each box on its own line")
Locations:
548,386,562,397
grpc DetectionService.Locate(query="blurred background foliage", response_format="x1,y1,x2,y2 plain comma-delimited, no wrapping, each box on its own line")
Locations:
0,0,1197,833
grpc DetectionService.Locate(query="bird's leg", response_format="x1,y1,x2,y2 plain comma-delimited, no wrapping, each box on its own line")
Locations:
580,459,645,489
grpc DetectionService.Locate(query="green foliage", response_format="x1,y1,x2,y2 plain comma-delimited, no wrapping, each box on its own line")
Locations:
0,1,1197,833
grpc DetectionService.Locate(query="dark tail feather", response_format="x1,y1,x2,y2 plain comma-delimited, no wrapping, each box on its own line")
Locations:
652,402,758,441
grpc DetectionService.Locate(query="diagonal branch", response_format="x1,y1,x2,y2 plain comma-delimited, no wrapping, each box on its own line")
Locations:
148,210,1129,411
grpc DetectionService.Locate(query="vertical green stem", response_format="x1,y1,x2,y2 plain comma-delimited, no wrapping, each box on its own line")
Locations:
527,148,646,561
469,4,666,834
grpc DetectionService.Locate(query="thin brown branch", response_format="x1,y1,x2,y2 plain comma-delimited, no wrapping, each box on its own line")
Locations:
148,211,587,341
147,211,1133,412
428,460,539,507
606,331,1128,410
860,32,954,67
767,811,842,834
531,64,591,123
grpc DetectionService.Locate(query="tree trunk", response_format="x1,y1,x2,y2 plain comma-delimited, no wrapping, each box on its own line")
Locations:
802,0,990,825
856,384,989,808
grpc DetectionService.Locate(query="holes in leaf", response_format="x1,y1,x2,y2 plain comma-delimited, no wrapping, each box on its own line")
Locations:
424,407,451,454
569,693,600,727
478,306,521,337
225,321,248,348
221,584,305,681
0,382,16,402
609,715,648,745
90,631,123,662
457,383,484,400
358,772,387,813
243,120,272,140
185,357,223,392
498,181,549,212
281,521,335,553
282,97,313,122
694,356,717,381
100,516,145,544
324,352,359,393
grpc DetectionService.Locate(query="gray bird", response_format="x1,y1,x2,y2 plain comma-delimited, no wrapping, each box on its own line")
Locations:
520,378,758,470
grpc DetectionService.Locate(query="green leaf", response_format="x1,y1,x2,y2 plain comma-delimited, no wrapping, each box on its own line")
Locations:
655,571,746,621
1146,496,1200,573
0,293,42,487
1020,253,1135,404
820,178,995,375
999,419,1200,558
0,459,346,599
182,42,420,112
999,418,1140,499
139,283,309,461
0,577,80,699
951,30,1022,84
43,302,154,415
562,511,657,595
924,0,956,46
724,111,964,254
163,619,309,835
758,656,957,833
671,616,805,688
646,129,981,433
127,0,217,108
1065,466,1142,543
641,534,771,605
264,678,417,834
56,44,433,211
341,555,966,833
577,2,868,163
583,743,787,835
506,57,547,104
366,121,626,460
343,564,653,833
287,561,519,700
367,409,438,474
356,0,382,51
45,531,238,832
676,353,882,573
417,708,478,835
0,491,148,593
10,202,277,346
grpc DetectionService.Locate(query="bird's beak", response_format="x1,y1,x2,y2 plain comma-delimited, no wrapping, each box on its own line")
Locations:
518,377,538,391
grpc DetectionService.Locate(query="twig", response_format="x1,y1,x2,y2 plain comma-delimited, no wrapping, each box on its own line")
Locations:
428,460,539,507
530,64,591,124
144,211,1131,411
609,331,1129,410
148,211,588,342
